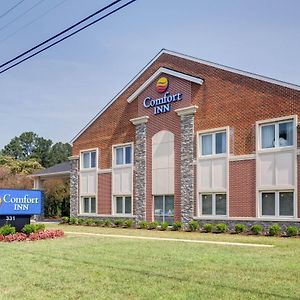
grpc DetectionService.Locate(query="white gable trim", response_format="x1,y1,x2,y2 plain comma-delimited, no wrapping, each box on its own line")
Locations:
71,49,300,143
127,67,203,103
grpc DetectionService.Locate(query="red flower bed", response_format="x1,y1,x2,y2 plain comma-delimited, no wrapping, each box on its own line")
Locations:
0,230,64,243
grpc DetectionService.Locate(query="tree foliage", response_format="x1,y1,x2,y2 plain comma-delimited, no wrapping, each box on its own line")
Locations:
1,132,71,167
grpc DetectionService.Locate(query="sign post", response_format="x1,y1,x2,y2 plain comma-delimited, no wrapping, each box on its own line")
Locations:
0,189,42,232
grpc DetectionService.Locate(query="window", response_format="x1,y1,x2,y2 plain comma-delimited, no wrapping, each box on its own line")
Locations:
260,120,293,149
200,194,227,216
81,151,96,169
114,196,132,214
114,145,132,166
81,197,96,214
261,191,294,217
200,131,226,156
154,195,174,225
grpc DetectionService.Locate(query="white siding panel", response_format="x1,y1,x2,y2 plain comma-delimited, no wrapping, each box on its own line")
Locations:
121,167,132,194
152,168,169,195
80,173,88,194
87,173,96,194
212,158,226,190
198,160,212,191
260,153,275,187
113,169,122,194
276,151,294,186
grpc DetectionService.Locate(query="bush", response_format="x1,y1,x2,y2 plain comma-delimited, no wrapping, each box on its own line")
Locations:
35,224,45,232
61,216,69,224
94,219,102,226
286,226,298,237
69,217,78,225
114,219,123,227
188,220,199,232
172,221,182,231
268,224,281,236
103,219,111,227
22,224,45,234
0,224,16,236
123,219,133,228
203,223,212,233
77,218,85,225
160,221,168,231
148,221,158,230
138,220,148,229
250,224,262,235
216,223,227,233
234,224,245,234
85,218,94,226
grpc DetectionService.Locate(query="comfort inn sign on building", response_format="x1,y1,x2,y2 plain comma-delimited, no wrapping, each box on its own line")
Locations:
0,189,42,215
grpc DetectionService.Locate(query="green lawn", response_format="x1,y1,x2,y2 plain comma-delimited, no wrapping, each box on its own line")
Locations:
1,224,299,300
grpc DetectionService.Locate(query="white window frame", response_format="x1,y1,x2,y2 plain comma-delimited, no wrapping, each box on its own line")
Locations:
112,143,133,167
152,195,174,223
259,190,295,218
113,195,132,215
257,116,296,152
198,193,227,217
198,128,228,158
80,196,96,215
80,149,97,170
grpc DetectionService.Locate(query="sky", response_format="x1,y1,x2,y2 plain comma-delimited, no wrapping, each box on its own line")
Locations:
0,0,300,149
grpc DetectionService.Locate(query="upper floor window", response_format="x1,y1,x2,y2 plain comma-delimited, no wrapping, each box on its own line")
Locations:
114,145,132,166
200,131,226,156
260,120,293,149
81,151,96,169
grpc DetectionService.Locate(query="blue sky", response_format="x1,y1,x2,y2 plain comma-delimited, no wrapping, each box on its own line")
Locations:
0,0,299,149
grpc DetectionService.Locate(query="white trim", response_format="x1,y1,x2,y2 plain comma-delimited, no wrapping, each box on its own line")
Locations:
30,170,70,178
77,214,136,218
127,67,203,103
297,149,300,155
112,195,133,216
68,155,79,160
130,116,149,125
97,168,112,174
175,105,198,116
71,49,300,144
194,216,300,222
229,154,256,161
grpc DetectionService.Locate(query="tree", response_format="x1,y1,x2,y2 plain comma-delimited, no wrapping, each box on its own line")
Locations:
1,132,71,168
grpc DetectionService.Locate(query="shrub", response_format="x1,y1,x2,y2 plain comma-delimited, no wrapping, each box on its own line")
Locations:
172,221,182,231
0,224,16,236
61,216,69,224
114,219,123,227
85,219,94,226
103,219,111,227
188,220,199,232
148,221,158,230
286,226,298,237
250,224,262,235
123,219,133,228
138,220,148,229
77,218,85,225
22,224,45,234
216,223,227,233
35,224,46,232
160,221,168,231
234,224,245,234
69,217,78,225
94,219,102,226
203,223,212,233
268,224,281,236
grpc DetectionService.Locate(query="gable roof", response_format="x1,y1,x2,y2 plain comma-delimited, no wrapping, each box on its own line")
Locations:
71,49,300,143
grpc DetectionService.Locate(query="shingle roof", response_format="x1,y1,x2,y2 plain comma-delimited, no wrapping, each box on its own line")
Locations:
31,161,71,177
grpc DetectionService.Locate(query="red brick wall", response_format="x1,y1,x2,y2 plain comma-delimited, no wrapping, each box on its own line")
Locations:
97,173,111,214
298,157,300,218
229,160,256,217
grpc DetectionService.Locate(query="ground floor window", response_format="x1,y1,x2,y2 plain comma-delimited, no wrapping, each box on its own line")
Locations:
154,195,174,225
261,191,294,217
81,196,96,214
114,196,132,215
200,193,227,216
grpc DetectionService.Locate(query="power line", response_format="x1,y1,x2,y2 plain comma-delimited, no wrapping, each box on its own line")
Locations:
0,0,68,45
0,0,25,19
0,0,122,70
0,0,46,33
0,0,137,75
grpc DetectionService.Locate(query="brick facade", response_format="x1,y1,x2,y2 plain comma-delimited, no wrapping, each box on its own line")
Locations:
72,50,300,224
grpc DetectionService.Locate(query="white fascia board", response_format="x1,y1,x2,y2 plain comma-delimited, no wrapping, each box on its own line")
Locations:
127,67,203,103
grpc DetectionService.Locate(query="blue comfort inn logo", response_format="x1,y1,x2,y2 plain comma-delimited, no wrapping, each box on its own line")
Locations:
0,189,42,215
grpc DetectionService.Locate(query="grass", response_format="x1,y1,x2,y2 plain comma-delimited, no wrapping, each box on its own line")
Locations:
0,224,299,300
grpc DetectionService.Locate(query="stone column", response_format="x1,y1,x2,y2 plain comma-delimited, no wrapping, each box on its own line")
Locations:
130,116,149,224
175,106,198,227
69,155,79,218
